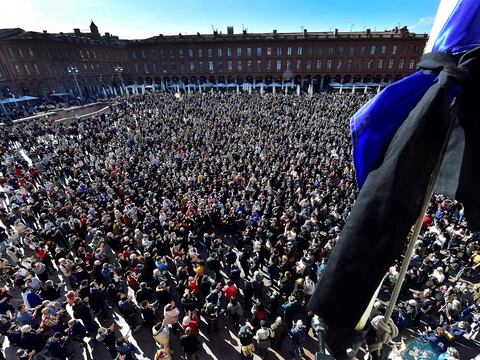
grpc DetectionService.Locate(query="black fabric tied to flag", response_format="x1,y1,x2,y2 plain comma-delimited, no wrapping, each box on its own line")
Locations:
308,46,480,359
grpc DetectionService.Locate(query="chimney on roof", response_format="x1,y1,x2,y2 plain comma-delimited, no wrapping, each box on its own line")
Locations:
227,26,234,35
303,28,307,37
273,29,277,37
74,28,81,35
334,28,338,36
43,30,47,34
214,29,218,36
242,29,247,35
400,26,409,34
366,28,371,36
90,21,99,36
105,32,110,37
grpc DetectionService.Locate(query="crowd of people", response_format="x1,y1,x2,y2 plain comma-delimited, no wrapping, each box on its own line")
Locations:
0,91,478,360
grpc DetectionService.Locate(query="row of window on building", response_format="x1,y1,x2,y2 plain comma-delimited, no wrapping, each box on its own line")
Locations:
10,56,417,78
132,44,421,60
3,43,422,67
11,62,121,77
132,57,417,74
5,46,126,62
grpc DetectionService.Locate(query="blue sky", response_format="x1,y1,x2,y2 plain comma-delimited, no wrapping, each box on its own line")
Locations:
2,0,439,39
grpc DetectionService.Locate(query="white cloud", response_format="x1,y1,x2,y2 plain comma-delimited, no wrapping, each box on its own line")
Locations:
409,16,434,33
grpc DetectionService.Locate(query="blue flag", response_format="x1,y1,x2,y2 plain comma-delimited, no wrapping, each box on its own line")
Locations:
352,0,480,188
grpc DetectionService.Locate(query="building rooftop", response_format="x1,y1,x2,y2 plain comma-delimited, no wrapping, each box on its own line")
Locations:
0,28,24,40
136,26,427,44
0,27,126,47
0,25,427,46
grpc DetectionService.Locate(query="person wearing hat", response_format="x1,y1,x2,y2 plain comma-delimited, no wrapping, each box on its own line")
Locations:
152,320,171,353
255,320,273,359
96,324,117,359
238,322,255,360
289,320,306,359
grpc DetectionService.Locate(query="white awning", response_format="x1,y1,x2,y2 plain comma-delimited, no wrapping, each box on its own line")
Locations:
1,96,39,104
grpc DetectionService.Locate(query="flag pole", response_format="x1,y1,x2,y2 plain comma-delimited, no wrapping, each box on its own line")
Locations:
371,97,458,359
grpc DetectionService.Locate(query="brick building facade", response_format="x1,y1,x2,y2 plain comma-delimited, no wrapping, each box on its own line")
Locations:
0,23,428,98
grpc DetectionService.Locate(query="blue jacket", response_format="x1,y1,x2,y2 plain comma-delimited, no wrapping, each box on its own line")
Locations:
291,326,307,346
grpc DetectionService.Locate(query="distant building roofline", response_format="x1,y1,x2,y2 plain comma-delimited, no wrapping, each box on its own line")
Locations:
0,24,427,48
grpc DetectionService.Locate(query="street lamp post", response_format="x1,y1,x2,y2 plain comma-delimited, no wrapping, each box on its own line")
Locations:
67,66,82,98
114,65,125,94
162,70,168,91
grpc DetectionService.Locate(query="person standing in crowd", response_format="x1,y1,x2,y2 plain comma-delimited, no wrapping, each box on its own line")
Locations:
290,320,307,359
180,327,200,360
238,322,256,360
96,325,118,359
270,317,288,351
44,332,69,360
255,320,273,359
115,335,139,360
152,320,171,354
